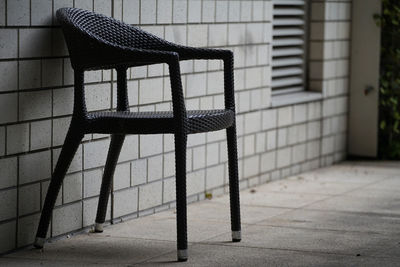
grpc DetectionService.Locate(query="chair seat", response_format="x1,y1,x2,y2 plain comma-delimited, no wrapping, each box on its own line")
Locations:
86,109,235,134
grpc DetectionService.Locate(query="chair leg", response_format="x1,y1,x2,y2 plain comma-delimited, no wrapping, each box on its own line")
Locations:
174,133,188,262
94,134,125,232
226,125,241,242
34,128,83,248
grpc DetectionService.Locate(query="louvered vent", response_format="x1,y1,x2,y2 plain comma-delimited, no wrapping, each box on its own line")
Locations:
272,0,308,93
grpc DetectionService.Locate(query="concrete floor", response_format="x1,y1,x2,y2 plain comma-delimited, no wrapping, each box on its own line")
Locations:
2,161,400,266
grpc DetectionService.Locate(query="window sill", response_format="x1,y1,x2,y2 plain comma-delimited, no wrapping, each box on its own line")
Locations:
271,91,323,108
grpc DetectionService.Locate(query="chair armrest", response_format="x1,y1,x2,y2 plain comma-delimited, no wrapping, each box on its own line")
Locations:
172,46,236,110
77,45,179,70
176,46,233,61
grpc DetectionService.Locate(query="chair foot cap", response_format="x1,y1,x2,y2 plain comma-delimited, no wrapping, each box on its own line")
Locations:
177,249,188,262
94,223,103,233
34,237,45,249
232,230,241,242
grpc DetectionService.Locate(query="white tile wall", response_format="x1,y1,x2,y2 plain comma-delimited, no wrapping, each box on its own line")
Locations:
0,0,5,26
277,107,293,127
0,30,18,59
244,111,261,134
186,73,207,97
19,29,52,58
118,135,139,162
240,1,252,21
216,1,228,22
0,158,17,189
113,163,131,190
0,0,351,254
138,181,162,210
157,0,172,24
0,189,17,220
19,183,41,216
19,151,51,184
0,61,17,92
188,25,208,47
113,187,138,217
83,169,102,198
0,221,16,252
7,0,30,26
17,213,40,247
173,0,187,23
75,0,93,10
188,0,201,23
139,78,163,104
140,135,163,157
131,158,148,186
19,91,52,120
123,0,139,24
42,59,63,87
141,0,157,24
63,173,83,203
19,60,41,89
206,164,224,189
52,202,82,236
243,155,259,178
202,0,216,23
84,139,110,169
187,169,205,196
82,197,110,227
253,1,264,21
277,147,291,168
228,1,240,22
147,155,163,182
7,123,29,154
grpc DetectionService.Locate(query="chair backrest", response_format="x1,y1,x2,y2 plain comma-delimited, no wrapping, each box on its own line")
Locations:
56,8,172,68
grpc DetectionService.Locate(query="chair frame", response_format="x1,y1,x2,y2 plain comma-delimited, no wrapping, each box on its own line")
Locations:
34,8,241,262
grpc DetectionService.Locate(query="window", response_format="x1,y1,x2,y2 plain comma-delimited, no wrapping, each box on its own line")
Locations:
271,0,309,94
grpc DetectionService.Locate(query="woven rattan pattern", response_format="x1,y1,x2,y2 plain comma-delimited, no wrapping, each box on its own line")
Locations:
87,109,235,134
35,8,241,262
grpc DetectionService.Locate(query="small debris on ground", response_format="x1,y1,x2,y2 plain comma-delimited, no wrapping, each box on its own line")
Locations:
250,189,256,193
356,254,361,257
205,192,213,199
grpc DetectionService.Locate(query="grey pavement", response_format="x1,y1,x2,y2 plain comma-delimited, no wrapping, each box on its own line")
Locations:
2,161,400,266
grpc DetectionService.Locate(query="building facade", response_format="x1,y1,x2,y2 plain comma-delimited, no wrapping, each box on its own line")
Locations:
0,0,350,253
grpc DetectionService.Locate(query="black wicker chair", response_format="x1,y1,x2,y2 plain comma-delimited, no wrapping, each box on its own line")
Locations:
34,7,241,262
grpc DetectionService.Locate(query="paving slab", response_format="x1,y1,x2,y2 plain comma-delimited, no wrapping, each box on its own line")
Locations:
344,187,400,200
251,178,363,196
340,161,400,174
360,176,400,192
372,243,400,259
93,215,229,243
0,257,122,267
214,188,329,209
258,209,400,235
4,234,175,265
305,194,400,215
297,166,393,184
204,223,399,257
1,161,400,266
148,200,291,225
142,243,372,267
